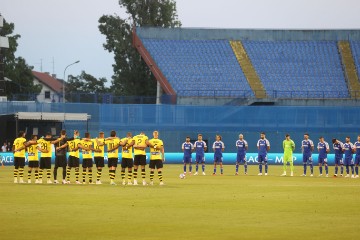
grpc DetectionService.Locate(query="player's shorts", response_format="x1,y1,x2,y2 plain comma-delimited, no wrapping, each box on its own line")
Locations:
134,155,146,166
343,156,354,166
94,157,105,168
283,154,293,163
236,154,246,164
183,156,192,164
318,157,328,165
121,158,134,168
355,155,360,165
55,155,67,168
149,160,163,169
108,158,118,168
302,155,312,164
28,160,39,168
40,157,51,169
258,155,267,163
334,156,343,165
68,156,80,168
82,158,93,168
195,155,205,164
214,156,223,163
14,157,25,168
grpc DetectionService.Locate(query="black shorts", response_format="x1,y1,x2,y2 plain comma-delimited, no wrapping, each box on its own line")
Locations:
55,155,67,168
82,158,93,168
134,155,147,166
149,160,163,169
40,157,51,169
28,161,39,168
121,158,134,168
108,158,118,168
68,156,80,168
94,157,105,168
14,157,25,168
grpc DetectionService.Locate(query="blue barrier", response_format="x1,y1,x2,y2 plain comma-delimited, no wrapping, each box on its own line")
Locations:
0,152,349,166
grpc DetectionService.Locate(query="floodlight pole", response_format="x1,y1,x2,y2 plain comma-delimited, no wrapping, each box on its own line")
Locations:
62,60,80,103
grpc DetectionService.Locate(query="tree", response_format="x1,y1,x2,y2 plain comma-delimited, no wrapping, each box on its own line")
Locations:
66,71,109,103
0,17,41,100
98,0,181,97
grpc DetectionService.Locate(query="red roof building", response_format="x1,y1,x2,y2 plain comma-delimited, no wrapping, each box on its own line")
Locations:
32,71,63,103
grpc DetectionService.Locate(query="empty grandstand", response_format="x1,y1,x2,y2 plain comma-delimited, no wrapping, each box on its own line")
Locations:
134,28,360,104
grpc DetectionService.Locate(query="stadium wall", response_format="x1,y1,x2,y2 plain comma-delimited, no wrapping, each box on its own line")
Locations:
1,102,360,154
136,27,360,41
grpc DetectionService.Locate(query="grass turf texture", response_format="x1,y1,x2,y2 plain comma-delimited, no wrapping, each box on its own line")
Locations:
0,164,359,240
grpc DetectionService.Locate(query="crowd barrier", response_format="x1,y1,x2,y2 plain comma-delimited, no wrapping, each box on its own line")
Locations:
0,152,347,166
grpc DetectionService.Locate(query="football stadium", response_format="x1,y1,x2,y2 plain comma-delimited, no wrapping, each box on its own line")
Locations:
1,13,360,240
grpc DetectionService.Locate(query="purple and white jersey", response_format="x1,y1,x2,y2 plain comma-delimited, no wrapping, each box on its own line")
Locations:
213,141,225,157
182,142,193,158
257,139,270,156
343,142,354,159
317,141,330,158
236,140,248,155
194,140,206,157
302,139,314,156
353,141,360,157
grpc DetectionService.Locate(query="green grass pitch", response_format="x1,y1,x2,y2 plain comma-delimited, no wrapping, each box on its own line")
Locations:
0,164,359,240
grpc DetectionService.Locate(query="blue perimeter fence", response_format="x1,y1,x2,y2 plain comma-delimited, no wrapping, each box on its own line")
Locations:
1,102,360,153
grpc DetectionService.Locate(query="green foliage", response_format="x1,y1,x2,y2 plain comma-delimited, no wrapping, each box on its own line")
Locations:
98,0,181,96
1,18,41,99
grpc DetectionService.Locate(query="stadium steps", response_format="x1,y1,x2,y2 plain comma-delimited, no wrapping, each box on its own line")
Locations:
230,41,267,99
338,41,360,98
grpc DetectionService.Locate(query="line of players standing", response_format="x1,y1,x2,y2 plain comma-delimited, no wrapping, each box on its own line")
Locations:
12,130,165,185
181,132,360,178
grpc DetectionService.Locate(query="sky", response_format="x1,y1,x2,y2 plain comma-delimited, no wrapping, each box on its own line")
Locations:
1,0,360,83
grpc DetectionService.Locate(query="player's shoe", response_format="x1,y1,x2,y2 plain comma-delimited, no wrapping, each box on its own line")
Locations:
149,181,154,186
96,180,102,185
142,180,147,186
235,172,239,175
355,175,359,178
62,180,67,184
47,179,52,184
122,180,126,185
258,173,263,176
310,174,313,177
326,174,328,177
189,172,192,175
35,179,40,184
110,180,116,185
27,179,31,184
345,174,350,178
290,172,293,177
212,173,216,176
340,174,343,177
82,182,87,185
281,172,286,176
39,179,43,184
159,181,165,186
14,178,18,184
133,179,138,185
127,181,133,185
265,173,268,176
301,174,306,176
194,172,198,175
53,180,59,184
75,180,81,184
202,172,206,175
66,180,71,184
245,172,248,175
318,174,323,177
351,175,355,178
333,174,337,177
19,178,24,184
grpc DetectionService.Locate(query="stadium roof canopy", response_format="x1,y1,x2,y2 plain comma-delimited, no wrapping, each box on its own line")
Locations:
14,112,90,121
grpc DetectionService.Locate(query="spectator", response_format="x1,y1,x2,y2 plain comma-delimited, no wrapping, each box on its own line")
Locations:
7,142,12,152
2,142,7,152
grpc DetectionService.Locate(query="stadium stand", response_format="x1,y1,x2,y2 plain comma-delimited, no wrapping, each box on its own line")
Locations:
141,39,254,97
242,40,349,98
